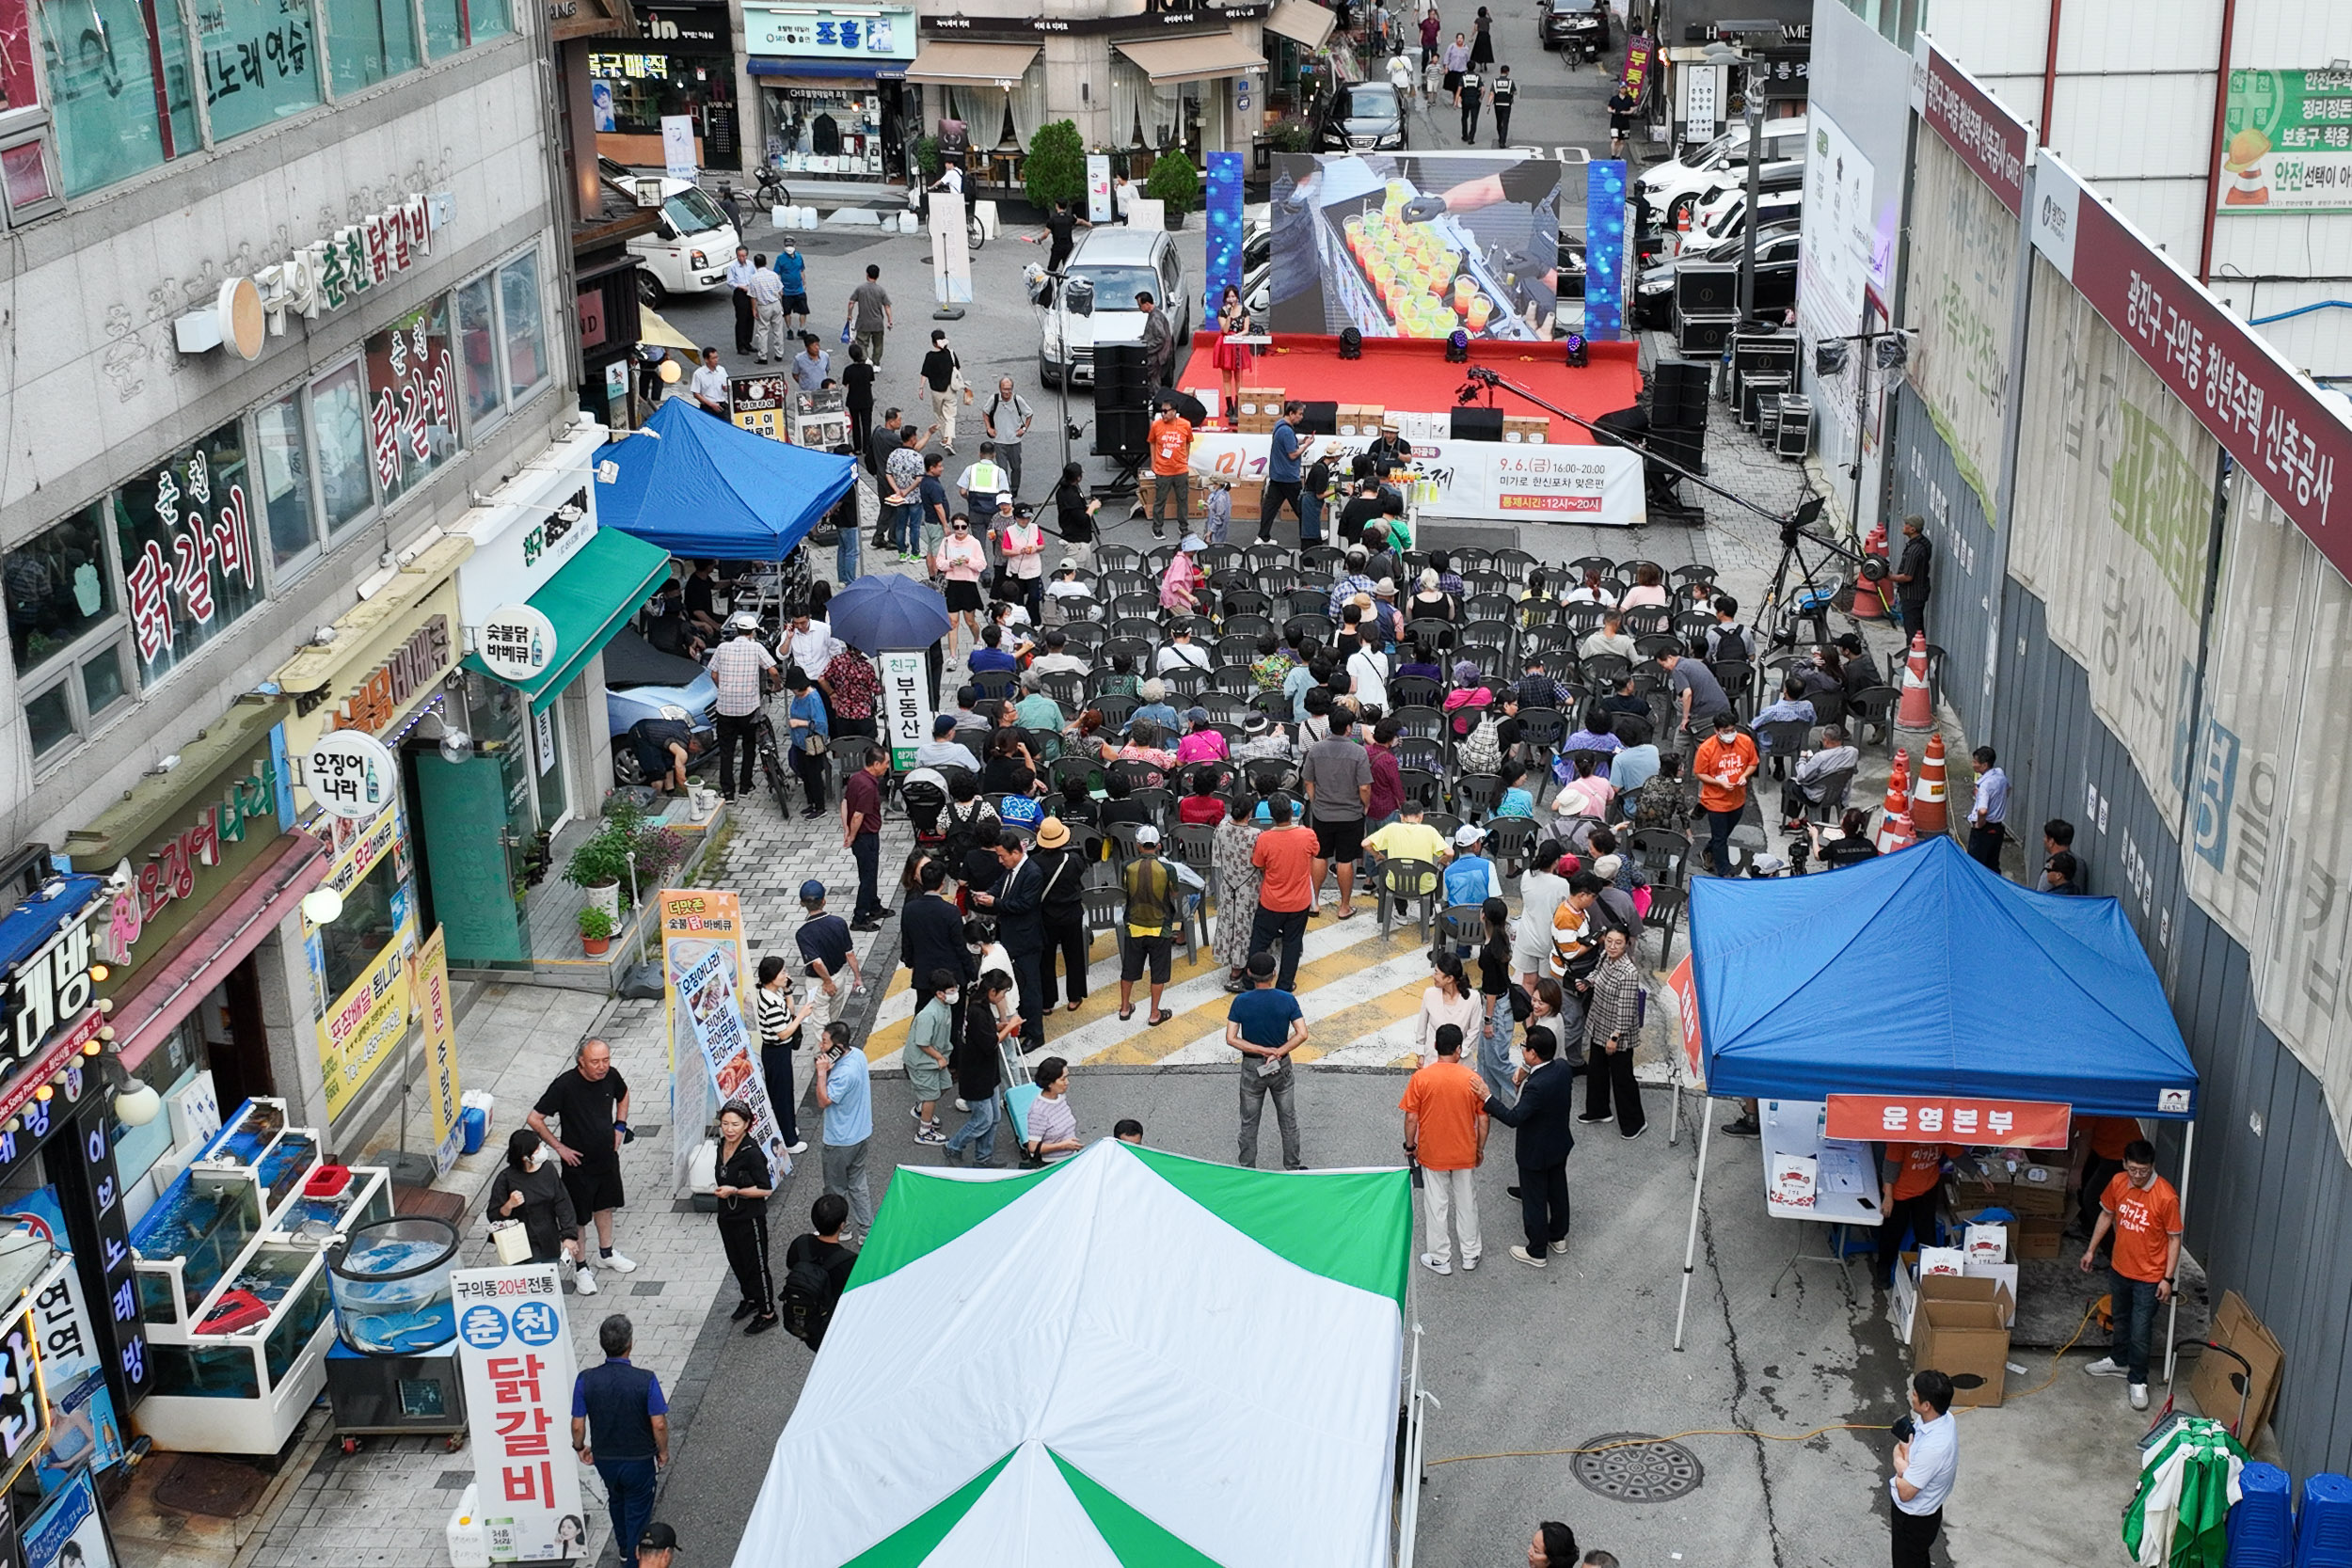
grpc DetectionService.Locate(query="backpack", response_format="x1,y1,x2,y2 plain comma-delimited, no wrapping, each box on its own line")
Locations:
779,1247,836,1346
1459,714,1502,776
1711,623,1752,663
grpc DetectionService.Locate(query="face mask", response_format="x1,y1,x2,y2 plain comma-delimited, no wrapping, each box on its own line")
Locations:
944,990,961,1005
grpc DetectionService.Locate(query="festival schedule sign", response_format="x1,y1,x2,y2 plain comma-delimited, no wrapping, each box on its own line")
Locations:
453,1266,583,1563
2218,68,2352,213
1188,431,1646,527
1823,1094,2072,1149
659,890,791,1194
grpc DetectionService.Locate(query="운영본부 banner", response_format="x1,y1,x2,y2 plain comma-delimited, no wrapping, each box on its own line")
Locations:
1187,431,1646,527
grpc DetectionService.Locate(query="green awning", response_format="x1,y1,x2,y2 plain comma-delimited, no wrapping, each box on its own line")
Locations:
462,527,673,714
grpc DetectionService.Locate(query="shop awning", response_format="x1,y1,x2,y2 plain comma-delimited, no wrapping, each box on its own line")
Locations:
460,527,673,715
637,307,702,356
0,877,103,977
1114,30,1265,83
903,40,1040,87
1264,0,1335,51
111,832,330,1072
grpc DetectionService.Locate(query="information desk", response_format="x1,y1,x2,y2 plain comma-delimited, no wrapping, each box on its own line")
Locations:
1759,1099,1881,1293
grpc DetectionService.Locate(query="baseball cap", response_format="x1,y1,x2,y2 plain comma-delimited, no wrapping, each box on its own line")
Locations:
799,879,827,901
1592,854,1624,881
1133,824,1161,846
1453,824,1486,847
639,1523,680,1553
933,714,957,736
1057,557,1079,572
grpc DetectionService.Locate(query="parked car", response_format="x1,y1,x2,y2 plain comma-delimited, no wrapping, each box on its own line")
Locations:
1536,0,1611,56
1316,80,1409,153
1687,183,1805,246
598,158,739,306
1040,228,1192,389
1636,116,1807,227
1633,223,1801,328
1242,214,1274,319
604,629,718,784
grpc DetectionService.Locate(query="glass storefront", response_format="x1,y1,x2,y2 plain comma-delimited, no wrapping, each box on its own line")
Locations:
760,83,887,178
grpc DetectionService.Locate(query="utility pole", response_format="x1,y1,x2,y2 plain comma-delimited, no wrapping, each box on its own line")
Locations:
1736,54,1764,322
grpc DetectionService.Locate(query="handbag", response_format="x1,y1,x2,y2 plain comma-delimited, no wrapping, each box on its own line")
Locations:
839,320,852,345
488,1218,533,1265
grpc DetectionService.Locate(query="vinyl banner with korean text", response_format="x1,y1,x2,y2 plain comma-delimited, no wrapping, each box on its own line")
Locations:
453,1266,583,1564
1188,432,1646,527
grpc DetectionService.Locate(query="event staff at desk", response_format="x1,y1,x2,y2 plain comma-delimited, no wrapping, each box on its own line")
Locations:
1874,1140,1959,1290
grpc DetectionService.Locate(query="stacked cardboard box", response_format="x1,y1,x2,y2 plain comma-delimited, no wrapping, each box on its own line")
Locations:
1186,482,1263,523
1337,404,1387,435
1502,415,1551,443
1235,386,1285,418
1909,1274,2016,1407
1235,411,1278,435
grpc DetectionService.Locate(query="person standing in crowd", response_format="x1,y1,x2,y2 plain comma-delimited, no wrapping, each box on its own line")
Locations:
1456,60,1484,140
846,262,894,367
780,1194,859,1350
1263,401,1306,543
918,330,970,452
1213,797,1266,990
1030,818,1091,1015
1054,463,1101,569
1020,1057,1085,1163
1402,1022,1487,1275
1874,1138,1955,1290
782,667,831,818
691,346,731,417
710,1100,779,1334
707,613,776,805
1489,64,1517,146
637,1522,682,1568
1137,290,1176,399
1888,1370,1960,1568
827,643,881,747
1249,796,1321,990
985,377,1035,501
790,331,831,395
1417,953,1482,1067
1578,927,1646,1138
998,502,1047,622
976,831,1047,1051
726,245,756,356
2080,1138,2183,1411
1694,710,1758,876
2042,850,2085,895
843,343,877,458
1148,396,1193,540
884,422,926,562
2072,1116,2138,1239
1528,1521,1580,1567
570,1314,666,1568
903,967,959,1146
1893,513,1933,643
1115,825,1202,1024
488,1129,588,1289
958,441,1007,522
529,1039,640,1281
749,255,787,364
1966,745,2009,871
795,880,864,1018
1228,950,1309,1167
814,1020,874,1237
755,956,815,1157
774,234,810,336
1486,1024,1576,1268
1302,710,1374,919
840,750,889,932
948,970,1014,1165
1659,646,1730,736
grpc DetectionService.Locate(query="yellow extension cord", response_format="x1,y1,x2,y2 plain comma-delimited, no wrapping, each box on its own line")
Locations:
1424,1301,2105,1469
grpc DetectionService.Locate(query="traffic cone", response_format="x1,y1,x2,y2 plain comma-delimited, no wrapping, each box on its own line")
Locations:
1875,749,1917,854
1852,519,1888,619
1912,731,1949,836
1896,630,1934,732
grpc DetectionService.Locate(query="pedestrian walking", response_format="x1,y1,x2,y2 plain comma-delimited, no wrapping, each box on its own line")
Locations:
782,666,831,817
725,245,756,355
919,329,970,451
1692,709,1757,876
846,262,894,366
1485,1025,1576,1267
948,970,1014,1164
710,1100,779,1333
1041,197,1084,275
1402,1022,1487,1273
1965,745,2010,872
486,1129,590,1289
780,1194,858,1349
1607,85,1636,157
528,1039,641,1280
1227,950,1308,1167
1030,817,1091,1014
1490,64,1516,145
884,423,927,561
903,968,958,1145
2080,1137,2182,1411
934,513,988,657
1577,928,1647,1138
1116,825,1202,1023
843,749,889,929
1458,63,1484,141
1469,4,1493,63
1888,1370,1959,1567
997,501,1047,623
569,1315,666,1568
637,1522,681,1568
749,254,787,362
795,880,864,1019
775,234,810,334
844,342,876,456
1248,796,1320,990
755,956,816,1156
814,1021,874,1237
1440,32,1469,103
1301,710,1374,916
707,613,776,804
984,377,1035,500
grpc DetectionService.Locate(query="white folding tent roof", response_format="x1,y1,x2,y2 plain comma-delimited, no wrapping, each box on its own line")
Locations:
728,1140,1415,1567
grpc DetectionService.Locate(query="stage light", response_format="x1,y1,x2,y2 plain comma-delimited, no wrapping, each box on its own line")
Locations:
1565,334,1589,369
1444,329,1469,364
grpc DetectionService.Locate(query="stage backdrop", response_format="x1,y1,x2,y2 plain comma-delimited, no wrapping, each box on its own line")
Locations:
1269,151,1563,341
1190,432,1646,527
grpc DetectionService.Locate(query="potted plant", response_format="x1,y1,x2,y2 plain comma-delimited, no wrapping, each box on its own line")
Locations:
578,906,615,957
1146,148,1200,228
563,800,685,916
1024,119,1086,212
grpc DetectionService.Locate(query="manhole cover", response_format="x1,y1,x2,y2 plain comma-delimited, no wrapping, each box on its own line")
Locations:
152,1453,271,1517
1569,1433,1704,1503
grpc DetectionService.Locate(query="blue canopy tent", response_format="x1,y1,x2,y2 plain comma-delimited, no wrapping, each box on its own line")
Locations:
593,398,857,559
1667,836,2201,1357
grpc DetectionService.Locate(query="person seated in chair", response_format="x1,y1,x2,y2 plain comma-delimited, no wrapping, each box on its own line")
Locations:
1781,723,1859,830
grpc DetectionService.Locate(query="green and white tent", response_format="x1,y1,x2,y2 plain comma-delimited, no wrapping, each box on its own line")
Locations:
728,1139,1415,1567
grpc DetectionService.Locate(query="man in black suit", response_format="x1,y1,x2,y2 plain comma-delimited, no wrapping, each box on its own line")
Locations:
975,832,1047,1053
1486,1026,1577,1268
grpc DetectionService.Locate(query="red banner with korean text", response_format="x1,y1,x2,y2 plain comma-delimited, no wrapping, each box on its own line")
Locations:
1666,955,1702,1084
1825,1094,2072,1148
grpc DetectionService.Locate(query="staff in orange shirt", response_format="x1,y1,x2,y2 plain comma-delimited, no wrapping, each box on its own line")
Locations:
2073,1114,2139,1238
1692,709,1759,876
1875,1140,1959,1289
1147,397,1194,540
1401,1023,1490,1275
2079,1138,2181,1409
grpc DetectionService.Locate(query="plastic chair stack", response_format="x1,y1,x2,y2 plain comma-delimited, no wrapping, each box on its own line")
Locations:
2296,1474,2352,1568
2226,1463,2292,1567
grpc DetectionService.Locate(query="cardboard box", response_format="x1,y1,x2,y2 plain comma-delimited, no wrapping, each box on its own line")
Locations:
1951,1207,2018,1260
1918,1245,1967,1278
2013,1216,2066,1259
1964,1223,2009,1266
1238,387,1285,417
1913,1275,2015,1407
2006,1161,2069,1217
1962,1259,2019,1324
1502,415,1550,443
1893,1268,2017,1346
2191,1291,2284,1441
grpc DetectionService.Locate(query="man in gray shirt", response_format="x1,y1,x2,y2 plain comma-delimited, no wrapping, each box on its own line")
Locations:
1661,649,1730,736
1299,711,1374,919
845,264,894,367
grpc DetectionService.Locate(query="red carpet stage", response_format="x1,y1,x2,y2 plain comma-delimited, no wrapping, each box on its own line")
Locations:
1175,333,1641,443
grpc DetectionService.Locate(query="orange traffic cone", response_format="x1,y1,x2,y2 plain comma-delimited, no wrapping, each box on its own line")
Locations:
1896,630,1934,732
1912,731,1949,836
1852,519,1888,620
1876,749,1917,854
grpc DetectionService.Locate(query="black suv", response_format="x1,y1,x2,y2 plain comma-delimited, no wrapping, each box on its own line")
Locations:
1538,0,1610,54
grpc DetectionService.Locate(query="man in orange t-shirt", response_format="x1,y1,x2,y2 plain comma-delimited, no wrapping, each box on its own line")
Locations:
1147,398,1194,539
1692,709,1759,877
1401,1024,1489,1274
2074,1115,2139,1238
1248,795,1322,990
2079,1137,2181,1407
1874,1140,1959,1288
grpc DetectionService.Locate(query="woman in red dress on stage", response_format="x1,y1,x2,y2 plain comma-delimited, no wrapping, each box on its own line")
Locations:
1213,284,1252,425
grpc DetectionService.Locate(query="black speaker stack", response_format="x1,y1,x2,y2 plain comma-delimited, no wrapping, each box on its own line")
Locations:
1093,343,1150,461
1644,357,1708,503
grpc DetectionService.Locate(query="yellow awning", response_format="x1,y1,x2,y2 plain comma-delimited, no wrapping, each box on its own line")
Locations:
903,41,1041,87
637,307,701,355
1264,0,1335,52
1114,30,1267,84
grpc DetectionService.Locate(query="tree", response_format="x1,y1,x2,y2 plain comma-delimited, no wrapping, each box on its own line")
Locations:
1024,119,1086,211
1145,148,1200,218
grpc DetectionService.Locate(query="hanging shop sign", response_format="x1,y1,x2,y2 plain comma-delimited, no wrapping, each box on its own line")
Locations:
730,376,790,442
638,5,728,44
453,1265,583,1562
477,605,560,683
1620,34,1652,102
305,730,399,821
121,436,264,676
744,3,914,57
1,901,100,1070
450,433,603,630
0,1297,47,1489
2218,68,2352,213
327,614,455,736
1822,1094,2074,1149
178,193,453,355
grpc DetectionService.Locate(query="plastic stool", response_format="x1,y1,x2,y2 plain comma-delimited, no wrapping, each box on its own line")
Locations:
2229,1463,2293,1567
2295,1473,2352,1567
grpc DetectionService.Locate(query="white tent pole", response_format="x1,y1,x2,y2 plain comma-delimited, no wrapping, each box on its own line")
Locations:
2164,1119,2197,1386
1672,1109,1715,1352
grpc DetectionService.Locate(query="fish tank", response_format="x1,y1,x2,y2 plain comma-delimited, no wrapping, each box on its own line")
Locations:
133,1168,264,1327
329,1217,460,1356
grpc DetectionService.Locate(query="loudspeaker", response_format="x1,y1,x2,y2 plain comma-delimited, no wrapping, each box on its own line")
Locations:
1651,360,1711,429
1451,407,1505,442
1676,313,1737,355
1646,426,1705,470
1096,409,1149,460
1095,343,1150,411
1675,262,1738,315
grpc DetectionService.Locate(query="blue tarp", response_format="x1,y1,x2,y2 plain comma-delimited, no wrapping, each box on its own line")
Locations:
594,398,857,559
0,876,102,976
1689,835,2198,1118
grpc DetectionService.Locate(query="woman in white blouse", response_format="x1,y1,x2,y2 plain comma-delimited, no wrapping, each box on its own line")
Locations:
1416,952,1485,1066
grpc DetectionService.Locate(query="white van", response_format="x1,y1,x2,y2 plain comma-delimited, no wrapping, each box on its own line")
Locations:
1638,115,1807,228
600,161,740,305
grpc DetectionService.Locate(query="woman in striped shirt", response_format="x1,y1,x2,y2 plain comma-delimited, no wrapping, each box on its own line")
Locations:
756,956,816,1154
1020,1057,1084,1164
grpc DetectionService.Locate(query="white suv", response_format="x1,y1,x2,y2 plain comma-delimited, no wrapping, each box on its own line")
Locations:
1040,228,1191,389
1638,116,1807,229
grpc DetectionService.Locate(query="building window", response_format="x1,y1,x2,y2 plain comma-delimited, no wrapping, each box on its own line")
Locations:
35,0,198,195
325,0,419,95
112,421,266,684
310,359,376,531
455,274,501,428
0,136,57,217
199,0,323,141
257,389,318,572
4,504,113,675
362,300,457,506
421,0,508,57
81,640,128,715
500,250,548,401
23,681,71,756
319,848,400,1000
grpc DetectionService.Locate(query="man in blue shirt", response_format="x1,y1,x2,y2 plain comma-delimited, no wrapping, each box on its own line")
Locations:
814,1020,874,1235
572,1314,668,1568
1227,952,1308,1167
968,625,1021,676
917,454,952,559
790,332,831,394
795,881,863,1016
1261,401,1306,545
1888,1369,1959,1567
1965,745,2009,872
774,237,809,332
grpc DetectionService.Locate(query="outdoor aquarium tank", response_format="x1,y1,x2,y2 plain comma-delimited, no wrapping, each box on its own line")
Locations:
328,1216,460,1354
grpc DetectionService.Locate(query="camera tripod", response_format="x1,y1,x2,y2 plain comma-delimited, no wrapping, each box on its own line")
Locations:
1757,499,1884,650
